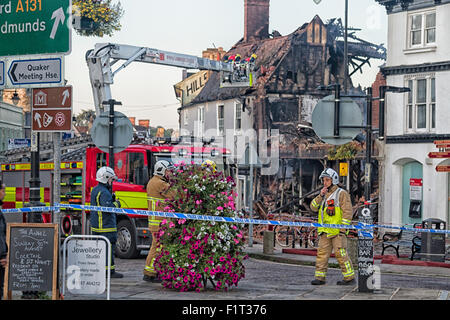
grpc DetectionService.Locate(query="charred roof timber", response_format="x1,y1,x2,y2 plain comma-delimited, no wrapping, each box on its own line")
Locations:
186,15,386,109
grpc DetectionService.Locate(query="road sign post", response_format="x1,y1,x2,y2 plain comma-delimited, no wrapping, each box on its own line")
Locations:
102,99,123,171
314,84,374,293
91,108,134,170
0,0,71,57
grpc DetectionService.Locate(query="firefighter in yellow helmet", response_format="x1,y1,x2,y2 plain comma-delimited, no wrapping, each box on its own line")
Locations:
143,160,175,282
201,159,216,172
309,168,355,285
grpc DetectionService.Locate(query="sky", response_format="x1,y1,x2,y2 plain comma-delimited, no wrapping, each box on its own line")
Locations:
66,0,388,130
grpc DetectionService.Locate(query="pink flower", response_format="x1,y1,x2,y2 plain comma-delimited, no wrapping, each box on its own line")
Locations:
217,206,223,211
184,235,192,241
178,219,186,225
195,200,202,205
161,219,167,225
209,194,216,199
234,238,240,244
169,222,175,228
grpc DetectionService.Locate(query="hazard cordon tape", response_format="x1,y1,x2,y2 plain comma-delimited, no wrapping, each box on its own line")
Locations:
2,204,450,235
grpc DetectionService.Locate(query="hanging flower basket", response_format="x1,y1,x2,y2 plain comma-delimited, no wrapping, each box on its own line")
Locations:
154,161,247,292
72,0,123,37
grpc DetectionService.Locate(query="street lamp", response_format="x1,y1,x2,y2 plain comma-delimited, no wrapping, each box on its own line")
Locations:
378,85,411,140
11,90,20,106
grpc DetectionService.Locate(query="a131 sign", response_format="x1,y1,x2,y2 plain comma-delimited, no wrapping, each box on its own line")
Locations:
0,0,71,56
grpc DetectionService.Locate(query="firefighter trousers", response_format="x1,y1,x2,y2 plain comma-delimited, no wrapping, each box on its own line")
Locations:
92,231,117,273
314,233,355,281
143,231,162,277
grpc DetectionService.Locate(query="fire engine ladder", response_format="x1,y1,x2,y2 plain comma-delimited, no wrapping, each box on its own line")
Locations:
85,43,247,115
0,135,93,163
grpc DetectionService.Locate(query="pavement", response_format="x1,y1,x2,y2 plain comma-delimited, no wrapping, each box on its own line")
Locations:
57,242,449,301
246,242,450,278
5,242,449,302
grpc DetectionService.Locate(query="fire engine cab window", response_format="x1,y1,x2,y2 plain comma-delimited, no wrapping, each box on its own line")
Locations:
96,153,107,170
128,153,145,185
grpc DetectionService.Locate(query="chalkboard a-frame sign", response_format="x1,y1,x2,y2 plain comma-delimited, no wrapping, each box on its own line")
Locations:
3,223,59,300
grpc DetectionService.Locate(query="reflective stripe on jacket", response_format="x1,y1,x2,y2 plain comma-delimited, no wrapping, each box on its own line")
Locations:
146,175,175,230
310,185,353,237
90,183,119,233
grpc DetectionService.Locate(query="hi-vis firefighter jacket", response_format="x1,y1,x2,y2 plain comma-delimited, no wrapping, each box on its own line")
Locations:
310,185,353,237
90,183,120,233
146,175,175,232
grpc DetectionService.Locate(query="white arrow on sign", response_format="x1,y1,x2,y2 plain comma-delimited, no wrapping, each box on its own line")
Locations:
34,112,42,128
62,89,70,105
50,7,66,39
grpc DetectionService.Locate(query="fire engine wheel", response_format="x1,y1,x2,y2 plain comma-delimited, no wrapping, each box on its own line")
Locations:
116,219,140,259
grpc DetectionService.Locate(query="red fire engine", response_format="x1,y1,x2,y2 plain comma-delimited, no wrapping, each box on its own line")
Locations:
1,139,230,258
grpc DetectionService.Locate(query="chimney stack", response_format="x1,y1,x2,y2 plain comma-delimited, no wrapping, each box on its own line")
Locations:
244,0,270,42
138,120,150,128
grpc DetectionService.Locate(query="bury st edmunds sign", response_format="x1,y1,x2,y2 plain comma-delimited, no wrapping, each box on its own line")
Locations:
0,0,71,56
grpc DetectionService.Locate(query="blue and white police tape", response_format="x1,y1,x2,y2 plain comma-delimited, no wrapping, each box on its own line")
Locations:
1,206,54,214
59,203,369,230
3,204,450,235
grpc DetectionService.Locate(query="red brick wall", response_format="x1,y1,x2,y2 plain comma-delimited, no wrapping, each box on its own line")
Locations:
371,71,386,129
244,0,270,42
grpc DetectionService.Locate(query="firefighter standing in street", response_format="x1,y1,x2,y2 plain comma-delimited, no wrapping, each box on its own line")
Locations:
143,160,175,282
310,168,355,285
91,166,123,278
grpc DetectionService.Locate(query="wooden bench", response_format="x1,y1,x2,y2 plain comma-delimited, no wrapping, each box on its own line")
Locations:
381,224,422,260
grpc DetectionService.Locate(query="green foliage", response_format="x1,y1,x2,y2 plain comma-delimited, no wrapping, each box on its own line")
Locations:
327,142,361,160
73,0,124,37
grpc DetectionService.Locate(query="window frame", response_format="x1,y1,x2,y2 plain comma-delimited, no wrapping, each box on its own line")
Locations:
404,75,436,134
407,10,436,49
234,101,242,134
217,104,225,136
183,109,189,126
197,105,205,138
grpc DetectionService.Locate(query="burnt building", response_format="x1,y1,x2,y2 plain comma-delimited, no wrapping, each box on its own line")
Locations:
176,0,385,215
